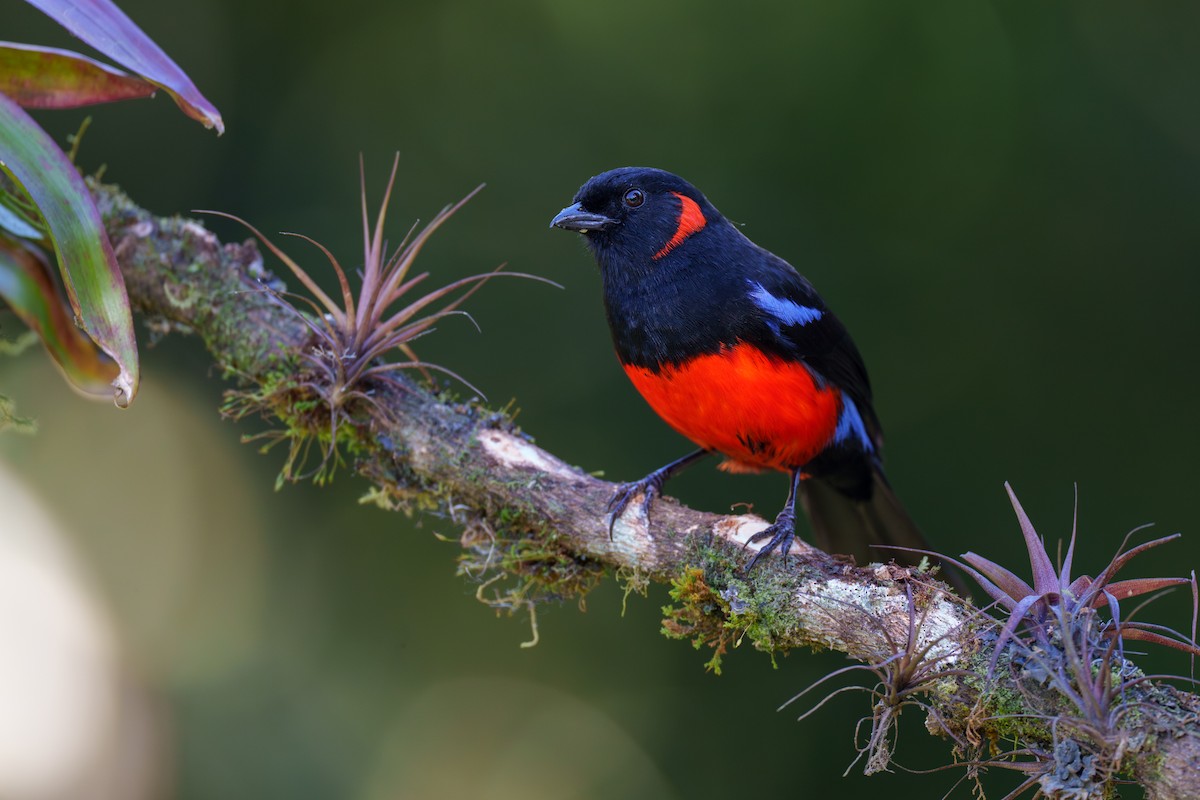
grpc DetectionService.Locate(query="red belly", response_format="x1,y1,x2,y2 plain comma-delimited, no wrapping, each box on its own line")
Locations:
622,342,841,473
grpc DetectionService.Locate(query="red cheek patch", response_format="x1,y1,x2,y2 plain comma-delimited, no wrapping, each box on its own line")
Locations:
652,192,707,260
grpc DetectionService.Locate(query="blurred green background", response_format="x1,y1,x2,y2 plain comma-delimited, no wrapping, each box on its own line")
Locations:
2,1,1199,798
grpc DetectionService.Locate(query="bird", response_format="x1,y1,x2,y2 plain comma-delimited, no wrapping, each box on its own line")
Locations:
550,166,930,571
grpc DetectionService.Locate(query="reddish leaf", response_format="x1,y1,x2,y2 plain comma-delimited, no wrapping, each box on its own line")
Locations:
962,551,1034,604
1092,533,1181,591
23,0,222,133
1060,484,1079,588
0,42,155,108
1088,577,1191,606
1004,482,1059,593
0,91,138,405
1068,574,1093,596
0,233,118,396
1117,626,1200,657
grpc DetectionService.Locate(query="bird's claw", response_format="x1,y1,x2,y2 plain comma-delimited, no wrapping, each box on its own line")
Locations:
742,510,797,572
605,475,665,539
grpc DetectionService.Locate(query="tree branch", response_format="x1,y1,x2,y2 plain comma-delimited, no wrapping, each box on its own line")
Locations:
92,180,1200,799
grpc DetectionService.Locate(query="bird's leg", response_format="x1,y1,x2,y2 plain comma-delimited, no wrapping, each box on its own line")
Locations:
606,449,709,538
743,468,803,571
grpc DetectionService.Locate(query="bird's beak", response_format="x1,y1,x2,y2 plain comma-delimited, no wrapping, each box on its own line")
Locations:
550,202,618,232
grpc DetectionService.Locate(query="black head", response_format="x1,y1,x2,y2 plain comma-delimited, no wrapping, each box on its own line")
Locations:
550,167,721,266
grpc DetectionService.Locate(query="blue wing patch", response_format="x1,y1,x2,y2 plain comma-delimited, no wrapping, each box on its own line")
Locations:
747,281,823,329
833,394,874,452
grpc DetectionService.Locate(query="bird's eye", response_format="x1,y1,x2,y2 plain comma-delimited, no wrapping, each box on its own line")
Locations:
623,189,644,208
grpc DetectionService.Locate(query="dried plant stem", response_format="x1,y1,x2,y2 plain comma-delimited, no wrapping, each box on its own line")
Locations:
92,180,1200,800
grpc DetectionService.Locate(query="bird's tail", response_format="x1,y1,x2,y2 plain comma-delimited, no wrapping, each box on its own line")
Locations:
797,465,933,570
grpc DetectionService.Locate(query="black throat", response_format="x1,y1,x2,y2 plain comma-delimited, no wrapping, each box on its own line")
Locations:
591,227,750,371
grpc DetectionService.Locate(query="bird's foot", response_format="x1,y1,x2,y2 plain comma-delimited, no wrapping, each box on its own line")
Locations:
605,470,670,539
742,506,798,572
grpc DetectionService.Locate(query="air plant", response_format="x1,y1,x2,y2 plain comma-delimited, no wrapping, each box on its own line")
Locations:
955,483,1198,676
204,155,555,482
934,483,1200,799
780,583,979,776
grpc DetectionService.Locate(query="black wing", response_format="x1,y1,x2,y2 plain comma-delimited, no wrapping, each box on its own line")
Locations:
734,246,885,453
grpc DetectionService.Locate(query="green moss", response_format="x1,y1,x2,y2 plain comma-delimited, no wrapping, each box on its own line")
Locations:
615,565,650,617
458,505,606,645
218,352,394,488
661,567,737,674
658,535,820,673
0,393,35,435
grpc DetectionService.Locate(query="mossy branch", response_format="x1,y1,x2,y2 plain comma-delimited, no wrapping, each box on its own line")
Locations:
92,180,1200,800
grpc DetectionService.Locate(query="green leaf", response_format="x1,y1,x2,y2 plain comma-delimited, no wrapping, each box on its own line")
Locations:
0,197,45,240
0,169,49,242
22,0,223,133
0,42,157,109
0,93,138,406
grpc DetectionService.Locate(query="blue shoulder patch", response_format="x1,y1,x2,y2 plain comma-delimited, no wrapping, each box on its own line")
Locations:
747,281,823,328
833,394,874,452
